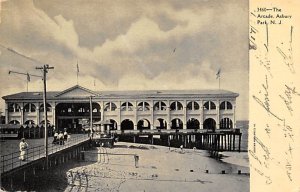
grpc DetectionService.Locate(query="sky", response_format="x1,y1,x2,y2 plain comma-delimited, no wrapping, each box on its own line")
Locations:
0,0,249,120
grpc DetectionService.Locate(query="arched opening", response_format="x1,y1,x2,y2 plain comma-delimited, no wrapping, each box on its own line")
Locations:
8,103,21,112
220,101,233,110
137,102,150,111
9,120,20,124
121,102,133,111
24,103,36,112
187,118,200,129
220,118,233,129
203,101,216,110
155,118,167,129
203,118,216,130
24,120,35,125
154,101,167,111
39,103,52,112
137,119,151,130
187,101,200,111
108,119,118,130
104,102,117,111
40,120,51,126
121,119,134,130
56,102,101,133
170,101,183,111
171,118,183,129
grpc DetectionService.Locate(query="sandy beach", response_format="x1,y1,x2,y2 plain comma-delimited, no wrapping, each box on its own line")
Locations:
64,142,249,192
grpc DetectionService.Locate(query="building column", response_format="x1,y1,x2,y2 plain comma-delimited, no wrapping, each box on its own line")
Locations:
134,101,138,130
118,101,121,131
183,100,187,130
233,105,236,128
200,100,204,129
20,104,24,124
99,101,104,131
151,100,154,130
167,100,171,130
5,102,9,124
52,106,56,127
216,100,220,129
36,104,40,125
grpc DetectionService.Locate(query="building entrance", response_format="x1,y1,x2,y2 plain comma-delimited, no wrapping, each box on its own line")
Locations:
55,102,101,133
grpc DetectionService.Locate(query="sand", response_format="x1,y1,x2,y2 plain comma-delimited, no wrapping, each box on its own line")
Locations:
64,142,249,192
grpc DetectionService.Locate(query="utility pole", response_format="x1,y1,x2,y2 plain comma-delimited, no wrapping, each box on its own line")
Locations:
8,71,42,92
36,64,54,170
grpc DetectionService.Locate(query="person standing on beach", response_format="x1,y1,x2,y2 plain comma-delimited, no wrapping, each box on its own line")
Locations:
19,138,28,161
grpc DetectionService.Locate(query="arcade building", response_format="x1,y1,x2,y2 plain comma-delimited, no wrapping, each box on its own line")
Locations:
2,85,239,133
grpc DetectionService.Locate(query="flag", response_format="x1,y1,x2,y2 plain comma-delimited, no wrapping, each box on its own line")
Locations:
27,73,30,82
216,68,221,79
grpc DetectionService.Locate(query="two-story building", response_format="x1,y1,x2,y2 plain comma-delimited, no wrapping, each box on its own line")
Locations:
2,85,239,133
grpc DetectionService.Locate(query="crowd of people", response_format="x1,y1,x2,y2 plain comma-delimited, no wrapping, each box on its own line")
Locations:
52,128,69,145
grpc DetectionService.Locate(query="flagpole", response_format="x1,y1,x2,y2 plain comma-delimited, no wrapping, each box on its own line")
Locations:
219,75,220,90
77,60,79,85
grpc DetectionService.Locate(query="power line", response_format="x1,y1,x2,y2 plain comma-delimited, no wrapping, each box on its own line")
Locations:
0,43,45,65
8,70,43,92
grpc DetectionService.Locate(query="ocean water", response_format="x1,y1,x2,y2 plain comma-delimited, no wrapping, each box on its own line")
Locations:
236,120,249,151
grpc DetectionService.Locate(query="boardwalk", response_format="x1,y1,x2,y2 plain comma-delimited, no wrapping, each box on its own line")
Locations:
0,134,90,175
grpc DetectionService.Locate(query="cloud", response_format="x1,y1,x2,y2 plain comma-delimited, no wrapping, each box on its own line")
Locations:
0,0,249,120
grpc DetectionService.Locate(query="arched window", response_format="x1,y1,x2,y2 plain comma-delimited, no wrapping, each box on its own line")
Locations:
203,101,216,110
220,101,233,110
187,118,200,129
9,120,20,124
108,119,118,130
104,102,117,111
121,102,134,111
121,119,134,130
137,102,150,111
220,118,233,129
171,118,183,129
153,101,167,111
137,119,151,130
170,101,183,111
24,103,36,112
8,103,21,112
155,118,167,129
39,103,52,112
187,101,200,110
203,118,216,130
24,120,35,125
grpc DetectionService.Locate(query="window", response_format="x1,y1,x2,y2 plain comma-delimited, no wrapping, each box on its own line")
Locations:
154,101,167,111
121,102,134,111
137,102,150,111
203,101,216,110
170,101,183,111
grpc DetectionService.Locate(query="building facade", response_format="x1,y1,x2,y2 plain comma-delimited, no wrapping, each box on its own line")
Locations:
2,85,239,133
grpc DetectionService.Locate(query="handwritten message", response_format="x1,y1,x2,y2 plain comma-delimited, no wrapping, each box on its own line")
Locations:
249,1,300,191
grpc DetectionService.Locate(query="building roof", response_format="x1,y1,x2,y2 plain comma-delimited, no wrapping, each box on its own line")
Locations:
2,85,239,101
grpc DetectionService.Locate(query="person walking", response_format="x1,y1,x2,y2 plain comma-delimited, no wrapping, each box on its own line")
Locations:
19,138,28,161
64,128,68,142
53,131,59,144
58,131,64,145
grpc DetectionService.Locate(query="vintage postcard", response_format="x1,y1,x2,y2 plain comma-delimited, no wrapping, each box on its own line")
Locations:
0,0,299,191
